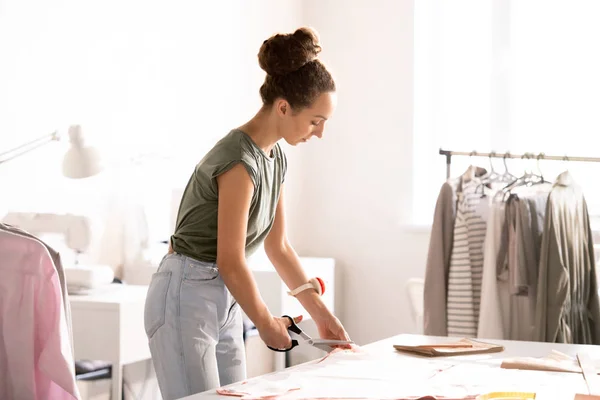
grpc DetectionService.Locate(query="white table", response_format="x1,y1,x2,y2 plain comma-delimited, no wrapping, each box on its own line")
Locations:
179,334,600,399
69,284,151,400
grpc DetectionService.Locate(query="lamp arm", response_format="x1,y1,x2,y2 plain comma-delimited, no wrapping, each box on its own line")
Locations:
0,131,60,165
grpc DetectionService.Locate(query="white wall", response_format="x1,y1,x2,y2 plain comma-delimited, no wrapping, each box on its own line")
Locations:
0,0,306,246
287,0,430,346
0,0,429,347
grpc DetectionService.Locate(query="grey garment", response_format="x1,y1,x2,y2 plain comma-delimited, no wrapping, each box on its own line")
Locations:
171,129,287,263
496,196,521,294
495,192,548,340
494,224,534,341
423,167,488,336
534,171,600,344
507,197,528,296
446,178,487,337
0,223,73,355
516,194,549,300
144,253,246,400
423,181,457,336
497,195,543,296
526,194,548,273
505,200,533,340
477,201,506,339
513,198,530,294
504,279,534,341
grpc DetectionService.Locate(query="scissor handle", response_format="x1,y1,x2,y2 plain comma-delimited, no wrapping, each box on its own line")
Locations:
267,339,299,352
266,315,302,352
282,315,303,335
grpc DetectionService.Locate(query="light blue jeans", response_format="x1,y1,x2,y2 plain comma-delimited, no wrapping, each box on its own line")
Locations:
144,253,246,400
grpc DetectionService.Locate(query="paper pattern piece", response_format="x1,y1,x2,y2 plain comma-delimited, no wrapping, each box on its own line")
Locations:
501,350,600,374
393,338,504,357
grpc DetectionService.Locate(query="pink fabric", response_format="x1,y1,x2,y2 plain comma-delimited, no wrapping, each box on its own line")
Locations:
0,230,79,399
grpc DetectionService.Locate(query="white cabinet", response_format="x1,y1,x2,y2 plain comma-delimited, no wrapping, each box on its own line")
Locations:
70,285,154,400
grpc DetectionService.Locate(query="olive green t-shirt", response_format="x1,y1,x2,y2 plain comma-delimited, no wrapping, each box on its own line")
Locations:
170,129,287,263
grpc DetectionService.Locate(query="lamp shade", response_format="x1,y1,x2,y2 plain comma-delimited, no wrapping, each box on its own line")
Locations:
62,125,103,179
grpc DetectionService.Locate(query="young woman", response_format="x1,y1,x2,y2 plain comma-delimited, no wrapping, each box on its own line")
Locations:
143,26,350,399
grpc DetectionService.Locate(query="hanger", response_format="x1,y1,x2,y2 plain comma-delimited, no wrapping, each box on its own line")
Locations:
522,152,547,187
490,152,517,202
484,152,499,181
500,152,549,200
500,152,517,182
475,152,503,195
529,153,546,185
499,153,529,196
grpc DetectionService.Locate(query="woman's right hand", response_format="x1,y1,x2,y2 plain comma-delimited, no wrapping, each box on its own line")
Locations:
257,315,303,350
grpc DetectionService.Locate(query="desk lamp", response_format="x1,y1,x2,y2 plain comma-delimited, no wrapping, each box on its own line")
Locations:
0,124,103,178
1,125,113,292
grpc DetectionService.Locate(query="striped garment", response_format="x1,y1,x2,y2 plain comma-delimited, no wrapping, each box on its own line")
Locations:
447,178,488,337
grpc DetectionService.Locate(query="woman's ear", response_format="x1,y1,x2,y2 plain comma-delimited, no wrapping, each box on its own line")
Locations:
276,99,290,117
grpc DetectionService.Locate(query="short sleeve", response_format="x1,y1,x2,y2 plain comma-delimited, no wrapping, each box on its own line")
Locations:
211,156,259,189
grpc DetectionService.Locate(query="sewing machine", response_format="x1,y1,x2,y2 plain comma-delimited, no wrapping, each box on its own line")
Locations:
2,211,115,293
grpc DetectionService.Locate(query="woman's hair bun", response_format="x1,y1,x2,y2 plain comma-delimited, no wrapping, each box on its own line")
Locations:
258,27,322,76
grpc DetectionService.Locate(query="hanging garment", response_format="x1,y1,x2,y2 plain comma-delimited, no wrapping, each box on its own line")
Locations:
514,197,536,296
446,178,488,337
499,196,526,295
481,190,549,341
0,229,79,399
505,189,550,299
424,167,487,336
423,181,457,336
477,201,505,339
501,196,534,341
519,194,548,295
534,171,600,344
0,222,73,356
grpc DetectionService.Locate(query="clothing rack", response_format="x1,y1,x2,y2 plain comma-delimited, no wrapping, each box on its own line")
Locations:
439,148,600,179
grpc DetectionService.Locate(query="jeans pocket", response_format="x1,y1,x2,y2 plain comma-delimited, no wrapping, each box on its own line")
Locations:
183,261,219,282
144,271,172,339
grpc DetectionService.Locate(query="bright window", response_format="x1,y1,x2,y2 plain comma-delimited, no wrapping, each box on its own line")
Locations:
413,0,600,226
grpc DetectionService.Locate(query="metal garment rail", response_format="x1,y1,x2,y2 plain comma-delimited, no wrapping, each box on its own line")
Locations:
439,148,600,179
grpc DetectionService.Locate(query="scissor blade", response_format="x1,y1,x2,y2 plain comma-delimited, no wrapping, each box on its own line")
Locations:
308,338,354,351
311,339,354,345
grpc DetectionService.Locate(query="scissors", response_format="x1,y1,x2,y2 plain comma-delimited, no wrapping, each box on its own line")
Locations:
267,315,354,353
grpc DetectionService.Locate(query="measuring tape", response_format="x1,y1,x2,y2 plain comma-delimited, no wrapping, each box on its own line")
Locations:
477,392,536,400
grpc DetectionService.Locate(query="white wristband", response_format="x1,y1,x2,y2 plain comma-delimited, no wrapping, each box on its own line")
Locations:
287,277,325,297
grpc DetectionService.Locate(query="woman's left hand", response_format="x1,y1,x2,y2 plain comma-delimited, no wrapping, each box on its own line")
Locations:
314,313,353,349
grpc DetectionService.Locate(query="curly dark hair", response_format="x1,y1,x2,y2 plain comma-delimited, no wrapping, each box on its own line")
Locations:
258,27,336,111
